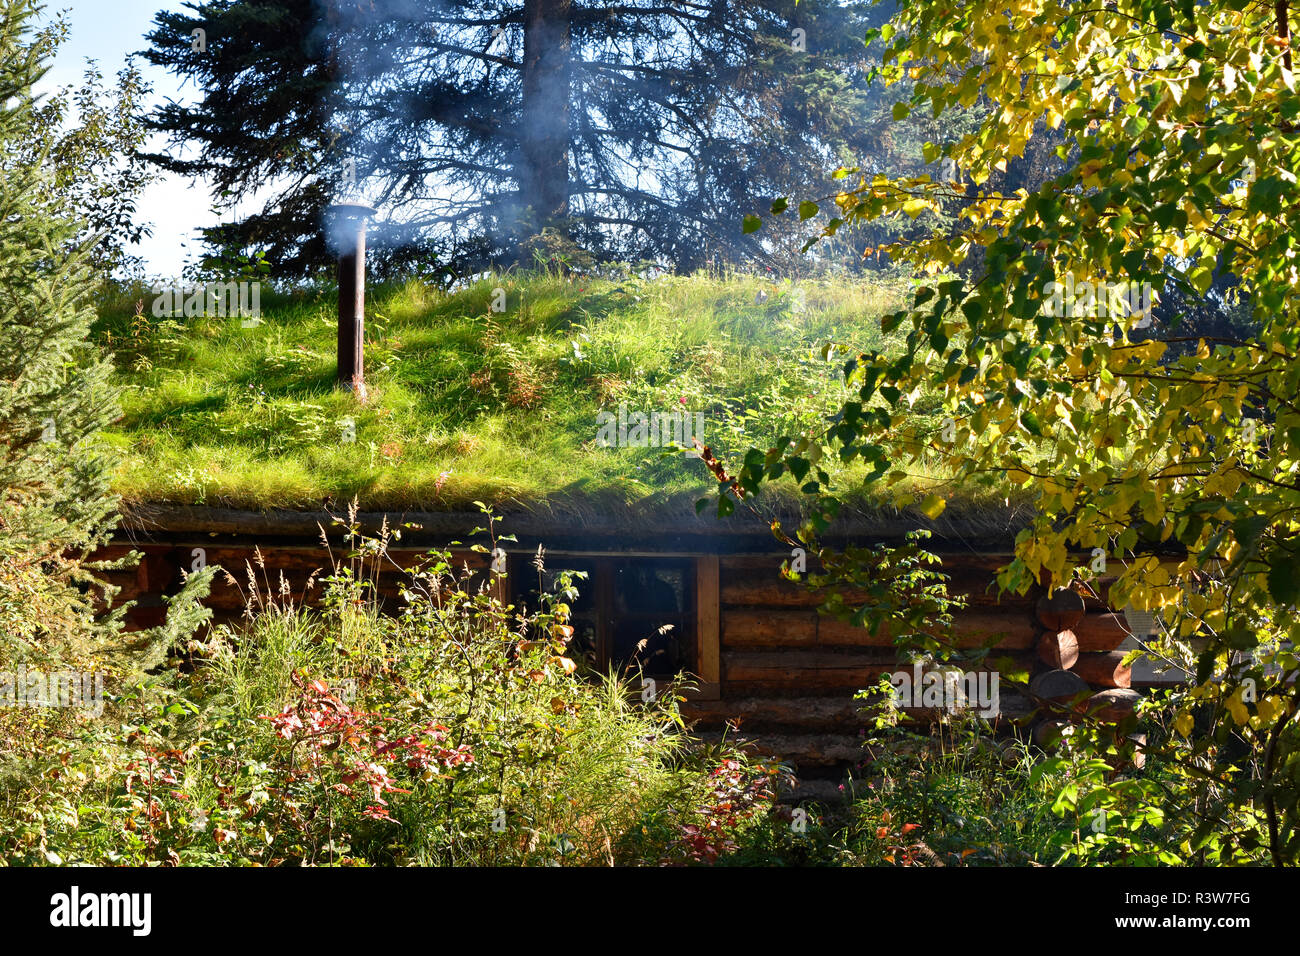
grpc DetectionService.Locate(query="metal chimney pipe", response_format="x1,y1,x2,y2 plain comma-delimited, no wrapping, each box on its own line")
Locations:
328,203,377,402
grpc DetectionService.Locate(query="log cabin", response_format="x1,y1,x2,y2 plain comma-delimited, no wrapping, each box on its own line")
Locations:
91,498,1177,791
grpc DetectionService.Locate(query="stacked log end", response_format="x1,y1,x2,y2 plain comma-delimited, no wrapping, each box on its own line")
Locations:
1030,586,1141,752
1036,628,1078,669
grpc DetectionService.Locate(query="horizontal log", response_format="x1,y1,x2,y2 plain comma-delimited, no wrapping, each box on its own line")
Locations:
89,569,139,593
719,553,1017,574
680,695,869,733
724,650,897,685
721,576,861,608
724,671,893,694
105,581,149,606
803,614,889,648
92,543,484,571
942,562,1032,603
1073,651,1132,689
816,609,1036,650
685,689,1036,730
724,607,1037,651
692,730,868,767
722,609,818,648
717,574,1029,613
1072,613,1131,652
721,681,868,698
720,562,1032,609
722,651,1030,695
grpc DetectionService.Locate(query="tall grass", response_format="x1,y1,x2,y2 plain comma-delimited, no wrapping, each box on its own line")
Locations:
0,514,784,866
94,272,911,513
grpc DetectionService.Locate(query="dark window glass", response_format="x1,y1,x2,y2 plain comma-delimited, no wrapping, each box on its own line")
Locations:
510,555,694,680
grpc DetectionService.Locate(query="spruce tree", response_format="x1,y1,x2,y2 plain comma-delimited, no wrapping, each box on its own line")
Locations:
0,0,130,665
140,0,892,277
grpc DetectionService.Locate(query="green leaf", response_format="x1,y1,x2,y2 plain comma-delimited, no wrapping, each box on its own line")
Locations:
742,214,762,234
798,200,819,220
892,101,910,121
1267,551,1300,604
1189,263,1214,295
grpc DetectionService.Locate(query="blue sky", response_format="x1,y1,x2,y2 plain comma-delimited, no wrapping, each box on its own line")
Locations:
37,0,220,278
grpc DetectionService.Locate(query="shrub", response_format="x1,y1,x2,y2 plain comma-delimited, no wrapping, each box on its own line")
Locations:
0,516,780,866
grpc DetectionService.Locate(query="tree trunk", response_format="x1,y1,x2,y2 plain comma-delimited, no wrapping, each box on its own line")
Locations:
519,0,572,242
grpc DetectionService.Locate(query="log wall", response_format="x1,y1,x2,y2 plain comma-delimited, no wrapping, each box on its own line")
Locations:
90,542,490,630
90,532,1171,780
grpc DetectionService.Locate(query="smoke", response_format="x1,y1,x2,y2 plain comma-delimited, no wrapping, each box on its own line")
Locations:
307,1,888,272
323,201,377,256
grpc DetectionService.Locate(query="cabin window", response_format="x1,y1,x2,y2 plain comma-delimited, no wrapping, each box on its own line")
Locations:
510,555,696,680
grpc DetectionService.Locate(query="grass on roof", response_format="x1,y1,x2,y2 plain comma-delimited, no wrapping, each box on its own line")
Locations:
92,270,1018,519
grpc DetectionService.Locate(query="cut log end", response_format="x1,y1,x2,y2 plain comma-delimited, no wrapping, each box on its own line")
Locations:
1028,668,1090,707
1036,588,1086,631
1086,688,1141,723
1037,628,1079,670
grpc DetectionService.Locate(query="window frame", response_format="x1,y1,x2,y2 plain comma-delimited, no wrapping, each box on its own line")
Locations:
507,552,719,697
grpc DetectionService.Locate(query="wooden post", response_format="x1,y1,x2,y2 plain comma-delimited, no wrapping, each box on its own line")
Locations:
329,203,376,402
695,554,720,699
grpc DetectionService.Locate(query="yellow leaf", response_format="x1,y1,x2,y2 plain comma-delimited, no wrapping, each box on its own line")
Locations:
1225,688,1249,725
919,493,947,519
1255,695,1280,724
